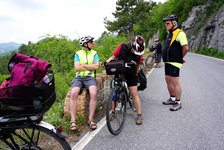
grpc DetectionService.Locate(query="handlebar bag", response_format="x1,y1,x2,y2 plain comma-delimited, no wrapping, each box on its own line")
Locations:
105,60,125,75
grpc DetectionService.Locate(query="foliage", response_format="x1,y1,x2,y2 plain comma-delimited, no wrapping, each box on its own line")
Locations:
95,34,129,73
43,100,71,131
193,47,224,60
104,0,156,40
0,51,16,75
104,0,223,45
0,74,10,84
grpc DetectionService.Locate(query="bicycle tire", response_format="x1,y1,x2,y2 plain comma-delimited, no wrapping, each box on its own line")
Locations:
106,85,127,135
0,124,71,150
145,55,155,68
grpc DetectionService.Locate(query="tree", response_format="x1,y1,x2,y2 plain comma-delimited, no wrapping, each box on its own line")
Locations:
104,0,156,44
104,0,136,37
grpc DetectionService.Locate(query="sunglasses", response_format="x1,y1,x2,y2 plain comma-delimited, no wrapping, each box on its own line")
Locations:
89,41,94,44
165,22,170,25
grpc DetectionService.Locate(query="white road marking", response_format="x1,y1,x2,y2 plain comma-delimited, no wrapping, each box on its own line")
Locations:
72,117,106,150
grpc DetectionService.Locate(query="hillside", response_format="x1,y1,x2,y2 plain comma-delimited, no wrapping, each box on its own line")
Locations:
182,4,224,52
0,42,21,54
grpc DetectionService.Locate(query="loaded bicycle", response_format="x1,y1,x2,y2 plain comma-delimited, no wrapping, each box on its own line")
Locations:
145,49,157,68
0,71,71,150
104,61,137,135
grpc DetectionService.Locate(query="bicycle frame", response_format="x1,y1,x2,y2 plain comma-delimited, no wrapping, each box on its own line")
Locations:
111,74,130,103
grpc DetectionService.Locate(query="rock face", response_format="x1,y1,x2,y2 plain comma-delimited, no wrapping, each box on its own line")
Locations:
182,4,224,52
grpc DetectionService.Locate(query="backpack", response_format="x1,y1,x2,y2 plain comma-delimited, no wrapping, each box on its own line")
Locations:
0,77,10,97
2,53,52,98
137,69,147,91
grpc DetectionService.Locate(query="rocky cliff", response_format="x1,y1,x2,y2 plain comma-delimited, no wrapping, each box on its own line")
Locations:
182,4,224,51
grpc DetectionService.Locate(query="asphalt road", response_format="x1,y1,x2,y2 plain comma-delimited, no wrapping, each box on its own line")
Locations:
73,53,224,150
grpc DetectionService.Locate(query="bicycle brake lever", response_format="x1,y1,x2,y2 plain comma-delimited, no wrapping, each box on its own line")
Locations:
125,63,131,68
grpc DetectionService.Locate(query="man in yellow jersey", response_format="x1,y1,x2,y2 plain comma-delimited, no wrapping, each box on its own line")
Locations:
70,36,99,130
162,14,189,111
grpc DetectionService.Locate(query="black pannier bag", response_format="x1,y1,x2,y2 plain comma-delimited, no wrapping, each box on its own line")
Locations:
105,60,125,75
137,69,147,91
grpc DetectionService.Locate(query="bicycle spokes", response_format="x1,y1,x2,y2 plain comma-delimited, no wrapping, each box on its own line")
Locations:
106,86,127,135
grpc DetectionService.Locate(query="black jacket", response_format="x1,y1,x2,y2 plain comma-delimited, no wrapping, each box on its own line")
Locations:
117,44,141,74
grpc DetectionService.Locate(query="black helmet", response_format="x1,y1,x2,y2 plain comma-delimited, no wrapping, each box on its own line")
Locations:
163,14,178,22
131,35,145,56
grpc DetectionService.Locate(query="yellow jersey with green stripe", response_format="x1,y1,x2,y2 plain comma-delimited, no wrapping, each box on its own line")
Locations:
74,49,98,77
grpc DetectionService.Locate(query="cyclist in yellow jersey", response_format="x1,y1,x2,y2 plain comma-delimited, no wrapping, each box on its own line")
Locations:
162,14,189,111
70,36,99,131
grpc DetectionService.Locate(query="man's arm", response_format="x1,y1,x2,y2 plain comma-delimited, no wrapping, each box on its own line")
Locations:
104,44,121,63
82,62,99,70
182,44,189,63
74,62,88,71
182,45,189,58
75,53,99,71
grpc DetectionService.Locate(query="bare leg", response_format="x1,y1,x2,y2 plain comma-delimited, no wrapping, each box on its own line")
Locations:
87,85,98,130
70,87,80,130
165,75,175,97
170,77,181,100
129,86,142,115
88,85,98,121
169,76,182,111
129,86,143,125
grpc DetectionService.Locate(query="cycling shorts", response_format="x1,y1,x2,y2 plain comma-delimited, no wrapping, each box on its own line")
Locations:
165,63,180,77
125,73,138,87
71,77,96,89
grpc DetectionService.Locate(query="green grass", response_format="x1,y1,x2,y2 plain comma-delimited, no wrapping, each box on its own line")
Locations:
191,48,224,60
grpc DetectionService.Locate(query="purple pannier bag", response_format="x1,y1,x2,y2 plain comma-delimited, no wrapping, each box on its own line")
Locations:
6,53,52,97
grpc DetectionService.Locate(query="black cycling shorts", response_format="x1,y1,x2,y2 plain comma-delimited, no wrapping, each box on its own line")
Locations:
165,63,180,77
124,73,138,87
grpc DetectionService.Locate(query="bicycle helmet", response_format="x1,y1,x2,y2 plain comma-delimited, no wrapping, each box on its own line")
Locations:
131,35,145,56
163,14,178,22
155,39,159,42
79,35,94,46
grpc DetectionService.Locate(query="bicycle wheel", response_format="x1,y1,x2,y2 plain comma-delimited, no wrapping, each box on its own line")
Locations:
106,85,127,135
0,124,71,150
145,55,155,68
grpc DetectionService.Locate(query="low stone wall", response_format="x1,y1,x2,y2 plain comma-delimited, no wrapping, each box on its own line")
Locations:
63,72,113,119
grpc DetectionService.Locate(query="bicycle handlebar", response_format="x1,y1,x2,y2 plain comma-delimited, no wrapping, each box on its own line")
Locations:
100,61,136,68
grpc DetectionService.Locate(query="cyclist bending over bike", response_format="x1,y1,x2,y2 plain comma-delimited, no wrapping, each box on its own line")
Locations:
105,35,145,125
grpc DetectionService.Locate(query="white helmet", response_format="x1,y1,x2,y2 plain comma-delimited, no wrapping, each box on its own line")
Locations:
79,36,94,46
